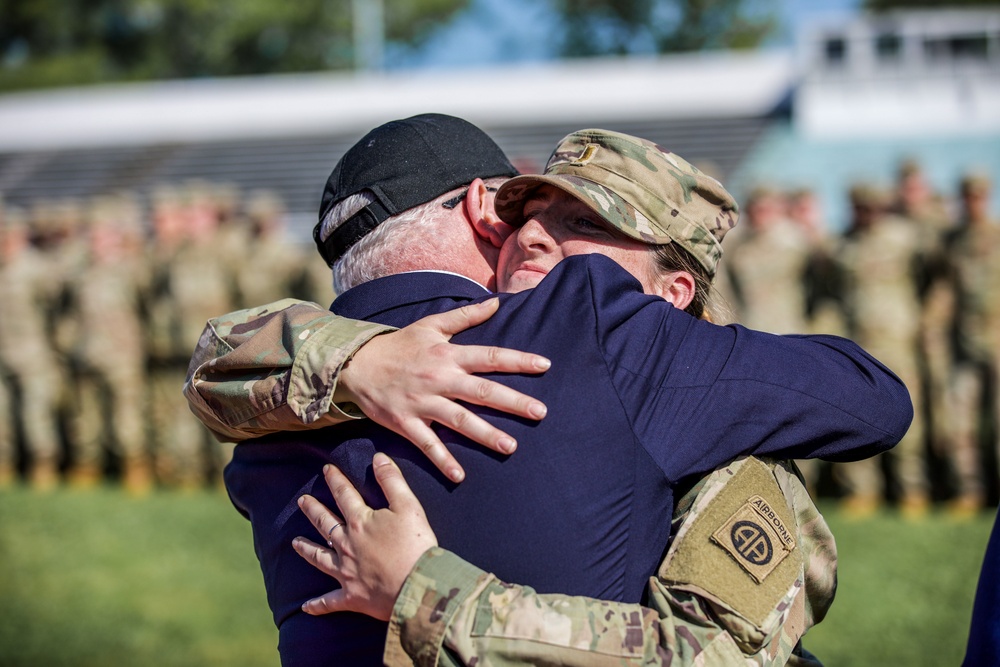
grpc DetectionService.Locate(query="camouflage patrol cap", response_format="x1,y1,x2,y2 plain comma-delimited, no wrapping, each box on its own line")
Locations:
848,183,888,208
960,171,992,197
495,129,739,277
897,157,923,180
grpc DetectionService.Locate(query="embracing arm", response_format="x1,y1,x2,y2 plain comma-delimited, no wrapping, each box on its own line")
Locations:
184,298,550,482
184,298,391,442
294,456,830,667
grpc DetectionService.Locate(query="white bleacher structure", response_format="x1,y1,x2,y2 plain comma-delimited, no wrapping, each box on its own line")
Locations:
0,8,997,239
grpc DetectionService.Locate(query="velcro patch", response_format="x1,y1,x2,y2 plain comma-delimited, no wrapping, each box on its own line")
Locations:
660,457,803,629
711,494,796,584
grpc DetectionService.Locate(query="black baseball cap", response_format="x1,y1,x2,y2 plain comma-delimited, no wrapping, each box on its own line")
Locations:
313,113,519,266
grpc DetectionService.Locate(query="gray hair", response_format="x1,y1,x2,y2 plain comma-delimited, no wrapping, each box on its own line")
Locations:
317,191,377,245
330,189,461,294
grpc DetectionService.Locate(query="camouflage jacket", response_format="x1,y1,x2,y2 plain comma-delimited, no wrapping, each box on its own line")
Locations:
386,457,833,667
183,298,393,442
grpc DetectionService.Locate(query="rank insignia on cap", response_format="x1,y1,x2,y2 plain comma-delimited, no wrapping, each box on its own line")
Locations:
712,495,797,584
569,143,599,166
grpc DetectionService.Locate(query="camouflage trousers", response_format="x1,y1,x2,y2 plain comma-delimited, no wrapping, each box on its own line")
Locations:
946,358,998,499
837,341,927,499
0,373,13,473
0,354,62,467
149,365,232,487
71,366,148,470
922,327,953,456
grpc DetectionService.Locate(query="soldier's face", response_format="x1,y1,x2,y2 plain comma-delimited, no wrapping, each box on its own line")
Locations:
497,185,657,293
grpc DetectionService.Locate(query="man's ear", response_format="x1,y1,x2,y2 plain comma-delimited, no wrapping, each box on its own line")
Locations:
657,271,696,311
464,178,513,249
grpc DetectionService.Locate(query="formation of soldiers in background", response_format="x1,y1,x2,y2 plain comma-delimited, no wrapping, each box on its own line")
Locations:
0,160,997,519
0,182,333,495
721,160,999,519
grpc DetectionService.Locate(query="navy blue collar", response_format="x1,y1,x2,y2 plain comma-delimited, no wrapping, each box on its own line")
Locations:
331,271,490,320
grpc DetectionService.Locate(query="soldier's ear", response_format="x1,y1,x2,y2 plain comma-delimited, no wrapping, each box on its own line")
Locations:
657,271,695,311
464,178,512,249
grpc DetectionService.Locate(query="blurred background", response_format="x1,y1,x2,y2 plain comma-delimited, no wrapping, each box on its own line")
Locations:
0,0,998,665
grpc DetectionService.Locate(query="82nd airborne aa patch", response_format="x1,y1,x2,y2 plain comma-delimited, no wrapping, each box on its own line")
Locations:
711,495,797,584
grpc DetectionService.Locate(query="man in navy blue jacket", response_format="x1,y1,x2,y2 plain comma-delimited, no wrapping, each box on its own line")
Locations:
216,115,911,666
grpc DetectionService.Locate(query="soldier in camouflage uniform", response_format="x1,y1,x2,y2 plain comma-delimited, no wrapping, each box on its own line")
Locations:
147,185,238,488
725,186,811,335
210,182,253,286
0,207,65,489
892,159,960,507
33,198,90,459
0,204,18,485
787,188,846,339
65,196,152,493
727,186,822,494
944,172,1000,515
835,184,929,517
235,190,307,308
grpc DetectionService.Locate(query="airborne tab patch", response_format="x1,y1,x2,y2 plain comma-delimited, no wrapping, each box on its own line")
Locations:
712,495,796,584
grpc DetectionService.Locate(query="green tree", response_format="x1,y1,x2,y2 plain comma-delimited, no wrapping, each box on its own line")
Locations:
0,0,469,92
547,0,777,57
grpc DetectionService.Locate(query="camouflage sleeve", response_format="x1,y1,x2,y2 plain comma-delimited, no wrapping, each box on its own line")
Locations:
384,458,832,667
183,298,395,442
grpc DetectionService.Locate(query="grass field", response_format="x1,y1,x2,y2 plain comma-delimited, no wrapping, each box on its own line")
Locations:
0,485,994,666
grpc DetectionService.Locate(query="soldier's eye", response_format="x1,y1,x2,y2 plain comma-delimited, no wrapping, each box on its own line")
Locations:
523,202,544,220
571,217,603,233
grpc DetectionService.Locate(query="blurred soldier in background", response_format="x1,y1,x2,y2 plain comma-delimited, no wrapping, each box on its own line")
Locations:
210,182,253,288
0,203,18,487
725,185,818,492
147,186,204,489
724,186,810,334
835,184,929,518
944,172,1000,516
788,187,846,338
0,206,65,489
0,358,11,487
893,158,959,503
65,195,152,494
149,183,239,487
235,190,306,307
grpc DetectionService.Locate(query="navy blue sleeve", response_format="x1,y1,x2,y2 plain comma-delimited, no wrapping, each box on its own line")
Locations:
569,254,913,482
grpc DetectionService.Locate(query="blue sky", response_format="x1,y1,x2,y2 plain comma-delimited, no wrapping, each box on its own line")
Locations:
393,0,863,69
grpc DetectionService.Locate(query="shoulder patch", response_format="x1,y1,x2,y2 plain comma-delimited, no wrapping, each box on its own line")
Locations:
711,494,796,583
660,457,803,629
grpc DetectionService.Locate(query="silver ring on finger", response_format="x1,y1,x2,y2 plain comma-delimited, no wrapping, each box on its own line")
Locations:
327,522,344,537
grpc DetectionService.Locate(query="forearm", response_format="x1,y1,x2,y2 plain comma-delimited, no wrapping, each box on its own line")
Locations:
183,298,394,441
387,459,826,667
387,549,764,667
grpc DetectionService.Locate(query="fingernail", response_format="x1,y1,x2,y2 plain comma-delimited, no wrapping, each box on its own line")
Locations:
297,496,306,506
529,403,547,419
499,437,517,454
534,357,551,370
323,464,332,473
373,452,390,467
449,467,466,483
